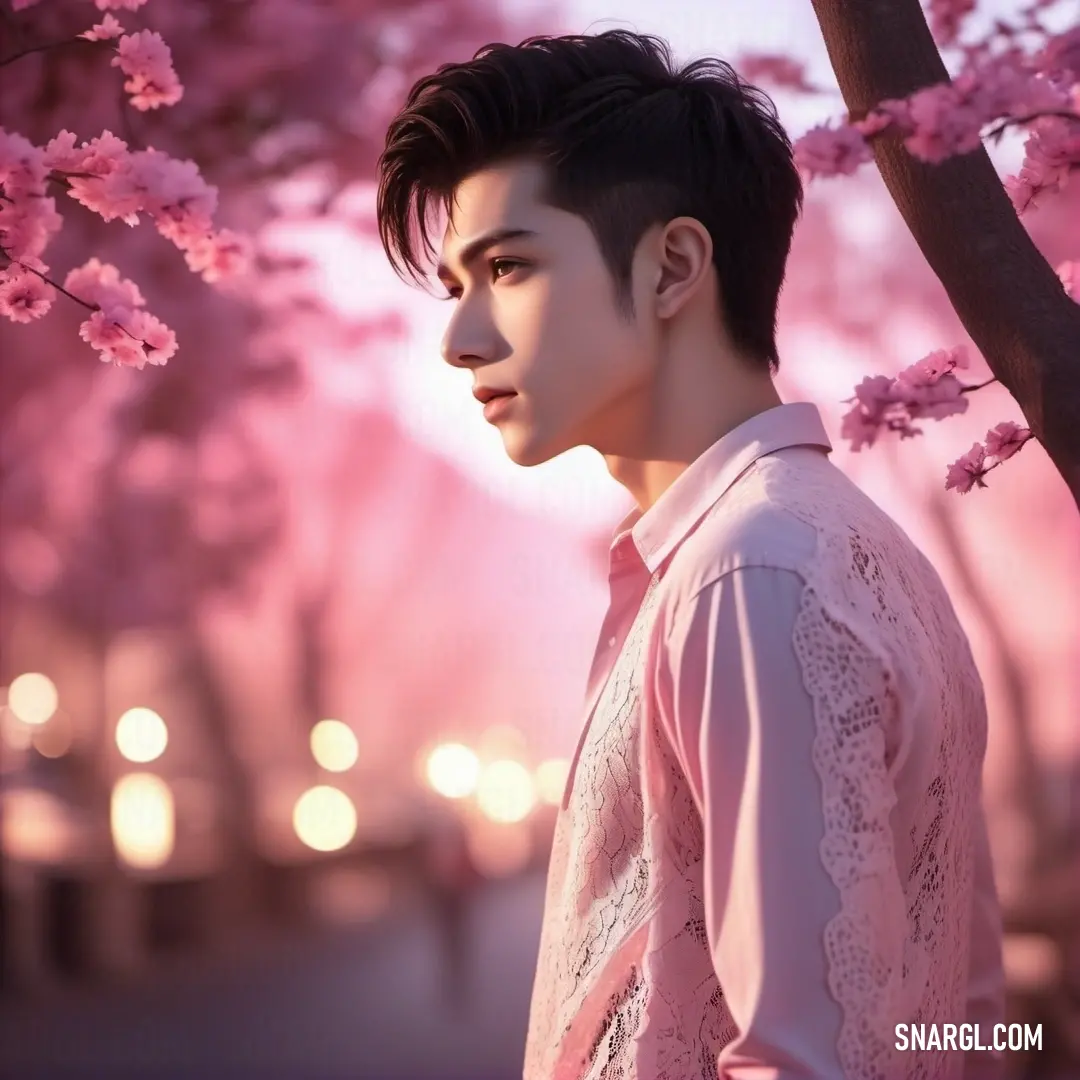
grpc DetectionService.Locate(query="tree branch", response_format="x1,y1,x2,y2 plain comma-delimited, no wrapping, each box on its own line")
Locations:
810,0,1080,511
0,35,103,69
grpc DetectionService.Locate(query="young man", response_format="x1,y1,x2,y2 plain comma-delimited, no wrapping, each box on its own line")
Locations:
376,29,1005,1080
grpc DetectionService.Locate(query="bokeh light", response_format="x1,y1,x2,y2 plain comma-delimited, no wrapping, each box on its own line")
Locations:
33,708,72,758
466,819,534,878
2,789,75,863
8,672,58,727
475,759,536,823
0,705,33,752
476,723,528,760
310,718,359,772
115,707,169,764
534,758,571,806
424,742,480,799
293,785,358,852
111,773,176,870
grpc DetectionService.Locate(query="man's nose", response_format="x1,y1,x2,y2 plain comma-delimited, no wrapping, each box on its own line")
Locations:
440,310,497,369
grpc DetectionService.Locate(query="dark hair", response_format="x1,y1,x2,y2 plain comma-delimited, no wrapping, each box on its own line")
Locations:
376,28,803,374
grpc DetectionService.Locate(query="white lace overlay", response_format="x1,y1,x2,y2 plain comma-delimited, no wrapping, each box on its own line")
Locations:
774,459,986,1080
524,452,987,1080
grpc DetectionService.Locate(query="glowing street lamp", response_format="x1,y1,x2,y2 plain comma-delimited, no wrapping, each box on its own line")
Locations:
293,785,358,852
476,759,536,823
310,719,359,772
8,672,58,727
115,707,169,764
111,773,175,870
424,742,480,799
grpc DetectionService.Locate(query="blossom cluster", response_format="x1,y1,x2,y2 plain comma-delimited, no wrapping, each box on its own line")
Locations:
792,31,1080,202
0,0,250,367
777,6,1079,493
839,345,1036,494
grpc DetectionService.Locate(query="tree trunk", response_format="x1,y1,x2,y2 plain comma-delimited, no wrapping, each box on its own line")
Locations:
810,0,1080,510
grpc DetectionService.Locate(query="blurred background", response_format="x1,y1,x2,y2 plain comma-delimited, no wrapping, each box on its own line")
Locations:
1,0,1079,1078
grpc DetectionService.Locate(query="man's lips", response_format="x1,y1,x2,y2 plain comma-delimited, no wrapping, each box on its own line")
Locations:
480,392,517,423
472,386,516,404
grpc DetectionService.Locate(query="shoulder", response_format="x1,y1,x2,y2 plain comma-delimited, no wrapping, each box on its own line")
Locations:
659,448,831,616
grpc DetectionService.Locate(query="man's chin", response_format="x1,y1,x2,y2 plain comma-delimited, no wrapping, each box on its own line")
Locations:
501,430,562,468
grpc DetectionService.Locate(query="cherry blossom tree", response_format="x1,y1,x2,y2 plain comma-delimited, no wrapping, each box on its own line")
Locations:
742,0,1080,504
0,0,251,368
0,0,559,982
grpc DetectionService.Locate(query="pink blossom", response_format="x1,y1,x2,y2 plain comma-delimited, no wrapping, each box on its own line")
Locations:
904,84,984,163
895,345,970,387
63,257,145,310
945,443,990,493
42,130,87,173
1005,115,1080,213
36,131,243,291
125,308,178,365
0,268,56,323
10,0,43,9
80,15,125,42
840,375,902,451
895,373,969,420
890,347,971,420
112,30,184,111
840,346,977,452
48,131,137,222
0,129,48,197
94,0,149,10
78,308,175,369
983,420,1032,461
953,49,1069,124
49,135,224,243
793,123,873,179
0,191,63,262
0,131,63,263
63,258,175,368
927,0,975,47
182,228,253,283
852,99,913,139
78,308,145,367
736,54,818,93
839,406,886,453
128,150,219,241
44,129,128,178
1039,26,1080,82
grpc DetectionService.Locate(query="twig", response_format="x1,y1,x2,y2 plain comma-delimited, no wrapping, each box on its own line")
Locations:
1,249,99,312
985,110,1080,144
1,250,154,356
0,35,105,68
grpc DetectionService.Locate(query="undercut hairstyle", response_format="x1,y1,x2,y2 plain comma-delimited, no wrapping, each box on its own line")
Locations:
376,29,804,375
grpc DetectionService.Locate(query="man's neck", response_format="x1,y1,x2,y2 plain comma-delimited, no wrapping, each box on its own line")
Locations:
604,378,783,514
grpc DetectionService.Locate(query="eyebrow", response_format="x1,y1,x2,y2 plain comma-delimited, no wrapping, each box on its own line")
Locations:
435,227,539,284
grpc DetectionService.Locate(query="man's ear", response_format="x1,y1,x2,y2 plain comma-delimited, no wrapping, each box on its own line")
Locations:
653,216,714,321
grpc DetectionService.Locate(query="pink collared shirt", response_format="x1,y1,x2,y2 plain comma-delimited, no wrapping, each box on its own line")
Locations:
523,402,1005,1080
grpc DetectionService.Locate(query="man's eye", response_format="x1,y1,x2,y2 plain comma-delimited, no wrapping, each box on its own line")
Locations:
489,257,524,281
440,258,524,300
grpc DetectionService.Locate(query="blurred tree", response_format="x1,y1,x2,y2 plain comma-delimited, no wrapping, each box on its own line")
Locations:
0,0,560,984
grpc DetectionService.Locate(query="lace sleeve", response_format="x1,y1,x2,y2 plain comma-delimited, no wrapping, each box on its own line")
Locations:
960,805,1006,1080
659,564,907,1078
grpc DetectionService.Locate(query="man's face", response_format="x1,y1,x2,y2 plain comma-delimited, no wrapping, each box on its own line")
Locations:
436,159,658,467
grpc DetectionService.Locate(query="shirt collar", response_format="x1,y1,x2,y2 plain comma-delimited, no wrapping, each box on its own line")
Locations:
609,401,833,574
